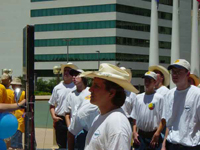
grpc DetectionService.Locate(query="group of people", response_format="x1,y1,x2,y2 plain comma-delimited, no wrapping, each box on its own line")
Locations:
0,73,26,150
49,58,200,150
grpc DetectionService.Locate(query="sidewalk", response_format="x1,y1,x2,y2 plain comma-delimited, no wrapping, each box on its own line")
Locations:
35,128,56,149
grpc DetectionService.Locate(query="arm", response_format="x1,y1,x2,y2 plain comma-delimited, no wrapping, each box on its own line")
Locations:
161,128,169,150
132,119,140,146
65,113,71,128
67,131,75,150
49,105,63,124
150,119,166,148
0,99,26,112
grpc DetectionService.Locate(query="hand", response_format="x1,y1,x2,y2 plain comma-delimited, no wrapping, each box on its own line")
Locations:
53,116,63,123
18,99,26,108
150,132,160,148
132,131,140,146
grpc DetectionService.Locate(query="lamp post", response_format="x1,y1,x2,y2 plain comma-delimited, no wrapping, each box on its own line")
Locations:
96,51,100,69
53,66,61,84
63,39,72,63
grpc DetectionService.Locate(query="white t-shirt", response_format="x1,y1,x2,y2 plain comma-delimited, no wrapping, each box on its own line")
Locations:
121,91,136,118
64,87,90,118
68,101,99,135
84,108,132,150
162,85,200,146
131,92,164,132
48,81,75,116
156,86,169,97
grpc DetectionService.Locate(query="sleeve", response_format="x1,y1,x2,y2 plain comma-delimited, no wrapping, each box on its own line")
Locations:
68,113,83,135
48,88,58,106
130,96,137,119
64,94,71,114
107,133,131,150
159,95,164,119
0,86,7,103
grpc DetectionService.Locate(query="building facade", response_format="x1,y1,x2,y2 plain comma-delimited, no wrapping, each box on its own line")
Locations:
30,0,191,89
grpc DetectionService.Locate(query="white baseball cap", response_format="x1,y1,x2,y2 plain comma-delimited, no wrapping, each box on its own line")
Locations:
168,59,190,71
143,71,157,80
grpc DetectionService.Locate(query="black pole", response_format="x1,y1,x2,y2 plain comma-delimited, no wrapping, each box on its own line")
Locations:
23,25,36,150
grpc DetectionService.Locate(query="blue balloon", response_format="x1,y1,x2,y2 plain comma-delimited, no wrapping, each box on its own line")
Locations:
0,139,6,150
0,112,18,139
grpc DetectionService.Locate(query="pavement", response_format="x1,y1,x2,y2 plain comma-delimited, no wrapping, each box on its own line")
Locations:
35,128,56,149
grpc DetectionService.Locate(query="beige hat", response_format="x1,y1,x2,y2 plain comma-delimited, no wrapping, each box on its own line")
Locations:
168,59,190,71
80,63,139,93
149,65,170,86
1,73,10,80
11,77,22,85
120,67,132,82
61,62,78,74
189,73,200,86
143,71,157,80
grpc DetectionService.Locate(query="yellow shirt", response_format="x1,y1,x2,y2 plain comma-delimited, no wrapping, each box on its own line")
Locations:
6,88,15,104
13,91,25,133
0,84,7,103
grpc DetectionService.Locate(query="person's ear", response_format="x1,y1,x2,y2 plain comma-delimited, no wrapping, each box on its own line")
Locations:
109,89,116,98
187,71,190,77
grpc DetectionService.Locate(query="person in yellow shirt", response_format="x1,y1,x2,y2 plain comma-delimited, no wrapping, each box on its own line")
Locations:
0,73,10,103
9,77,25,150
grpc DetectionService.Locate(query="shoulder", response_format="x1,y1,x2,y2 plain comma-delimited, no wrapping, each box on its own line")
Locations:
136,93,144,99
154,92,164,99
0,84,6,90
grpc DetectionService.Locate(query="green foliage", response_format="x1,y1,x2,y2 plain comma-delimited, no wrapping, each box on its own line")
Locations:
34,91,51,95
36,78,59,94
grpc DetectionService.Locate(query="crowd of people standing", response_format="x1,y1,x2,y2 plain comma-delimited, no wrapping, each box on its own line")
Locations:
49,59,200,150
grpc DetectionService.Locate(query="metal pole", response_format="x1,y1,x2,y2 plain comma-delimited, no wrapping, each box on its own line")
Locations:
67,42,69,63
96,51,100,69
63,39,72,63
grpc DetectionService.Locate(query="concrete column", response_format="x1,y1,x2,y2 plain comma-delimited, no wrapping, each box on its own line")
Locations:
170,0,180,89
149,0,159,66
191,0,200,76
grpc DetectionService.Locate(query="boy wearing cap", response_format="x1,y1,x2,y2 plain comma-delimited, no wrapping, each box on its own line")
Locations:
81,63,138,150
49,63,77,149
161,59,200,150
64,69,90,150
131,71,165,150
148,65,169,97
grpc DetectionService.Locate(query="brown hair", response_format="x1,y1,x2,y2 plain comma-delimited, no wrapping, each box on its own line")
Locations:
104,80,126,107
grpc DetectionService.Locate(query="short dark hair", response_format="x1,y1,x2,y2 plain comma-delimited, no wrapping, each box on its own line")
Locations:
104,80,126,107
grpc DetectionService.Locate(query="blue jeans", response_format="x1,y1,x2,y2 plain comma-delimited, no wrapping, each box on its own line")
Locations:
166,140,200,150
134,134,162,150
10,130,23,149
74,130,87,150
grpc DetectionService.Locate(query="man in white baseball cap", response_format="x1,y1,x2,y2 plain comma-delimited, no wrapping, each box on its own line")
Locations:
49,62,78,149
81,63,138,150
131,71,165,150
162,59,200,150
149,65,169,97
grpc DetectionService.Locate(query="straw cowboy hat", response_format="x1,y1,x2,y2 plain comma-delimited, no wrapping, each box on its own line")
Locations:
80,63,139,93
120,67,132,82
148,65,170,86
189,73,200,86
11,77,22,85
61,62,78,74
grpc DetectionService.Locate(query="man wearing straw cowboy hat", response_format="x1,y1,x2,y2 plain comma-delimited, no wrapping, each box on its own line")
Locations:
49,62,78,149
120,67,136,125
161,59,200,150
148,65,169,96
80,63,139,150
